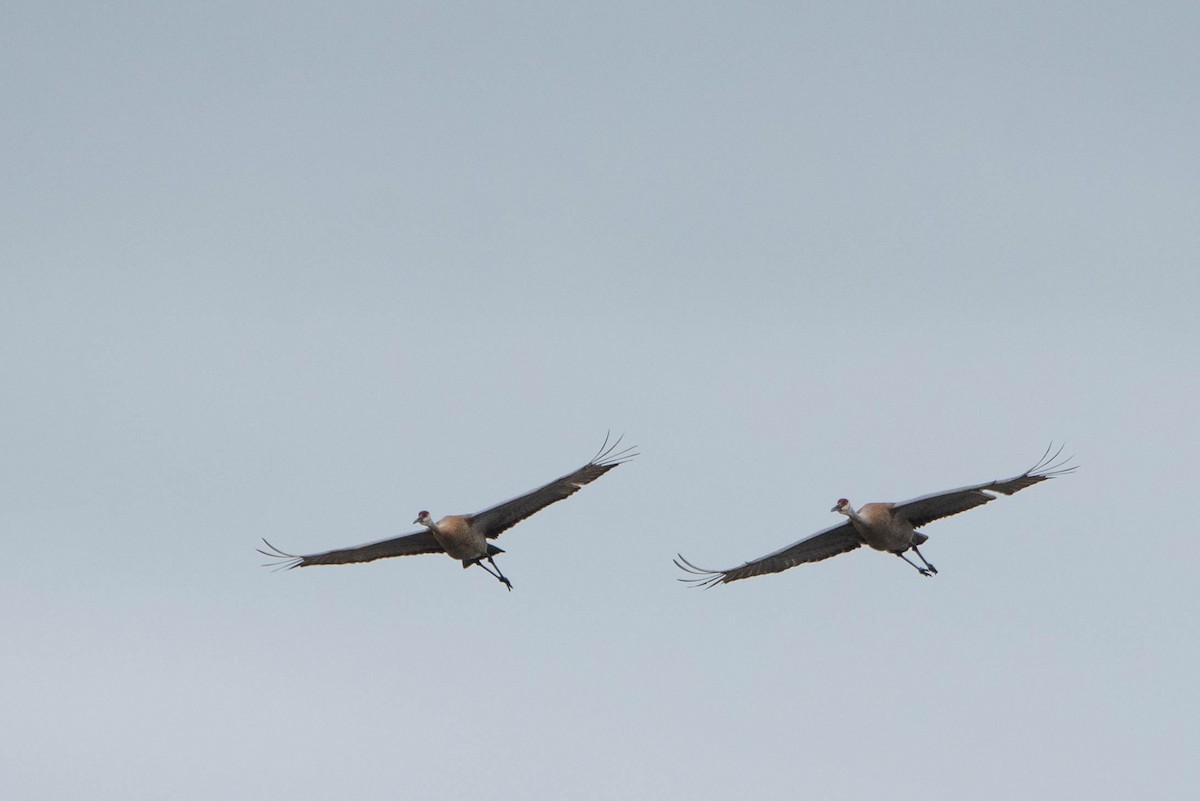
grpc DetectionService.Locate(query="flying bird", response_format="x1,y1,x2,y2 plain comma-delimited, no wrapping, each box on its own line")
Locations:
259,435,636,590
676,445,1076,587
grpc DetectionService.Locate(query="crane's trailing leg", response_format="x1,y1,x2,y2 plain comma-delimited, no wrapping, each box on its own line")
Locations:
472,557,514,591
488,556,514,591
911,544,937,574
895,550,934,577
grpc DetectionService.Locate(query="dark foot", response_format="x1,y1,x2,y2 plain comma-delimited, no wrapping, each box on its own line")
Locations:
918,568,933,577
911,545,938,575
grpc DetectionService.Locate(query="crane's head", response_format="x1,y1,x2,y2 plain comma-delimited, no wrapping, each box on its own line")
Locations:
414,510,433,527
831,498,851,514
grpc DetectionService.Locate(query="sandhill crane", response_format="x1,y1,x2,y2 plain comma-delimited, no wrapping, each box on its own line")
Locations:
676,445,1076,587
259,435,636,590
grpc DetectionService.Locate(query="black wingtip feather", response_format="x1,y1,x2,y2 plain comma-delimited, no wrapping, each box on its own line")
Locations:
1027,442,1078,480
591,431,639,468
674,554,726,589
257,538,304,571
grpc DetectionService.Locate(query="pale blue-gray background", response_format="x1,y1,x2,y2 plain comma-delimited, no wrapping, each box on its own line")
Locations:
3,2,1197,799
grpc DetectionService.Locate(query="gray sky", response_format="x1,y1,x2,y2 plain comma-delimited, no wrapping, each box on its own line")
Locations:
3,2,1197,799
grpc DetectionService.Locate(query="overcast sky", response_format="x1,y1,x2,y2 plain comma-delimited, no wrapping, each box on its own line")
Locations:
3,2,1198,799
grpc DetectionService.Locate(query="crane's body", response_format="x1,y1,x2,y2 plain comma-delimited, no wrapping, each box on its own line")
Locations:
412,510,510,588
420,514,491,562
841,502,913,552
677,445,1075,587
832,499,936,576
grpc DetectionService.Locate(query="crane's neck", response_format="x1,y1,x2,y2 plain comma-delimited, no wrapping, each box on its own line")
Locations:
839,504,865,526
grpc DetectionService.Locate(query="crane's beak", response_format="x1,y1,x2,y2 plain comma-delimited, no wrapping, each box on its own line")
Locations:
830,504,841,513
412,516,422,525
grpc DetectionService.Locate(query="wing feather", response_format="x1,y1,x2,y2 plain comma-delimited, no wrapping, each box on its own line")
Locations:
892,444,1076,529
468,434,636,540
675,521,862,588
258,530,444,570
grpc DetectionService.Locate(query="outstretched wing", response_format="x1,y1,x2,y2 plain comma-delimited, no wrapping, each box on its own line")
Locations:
675,521,862,588
893,444,1077,529
468,433,637,540
258,530,444,570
